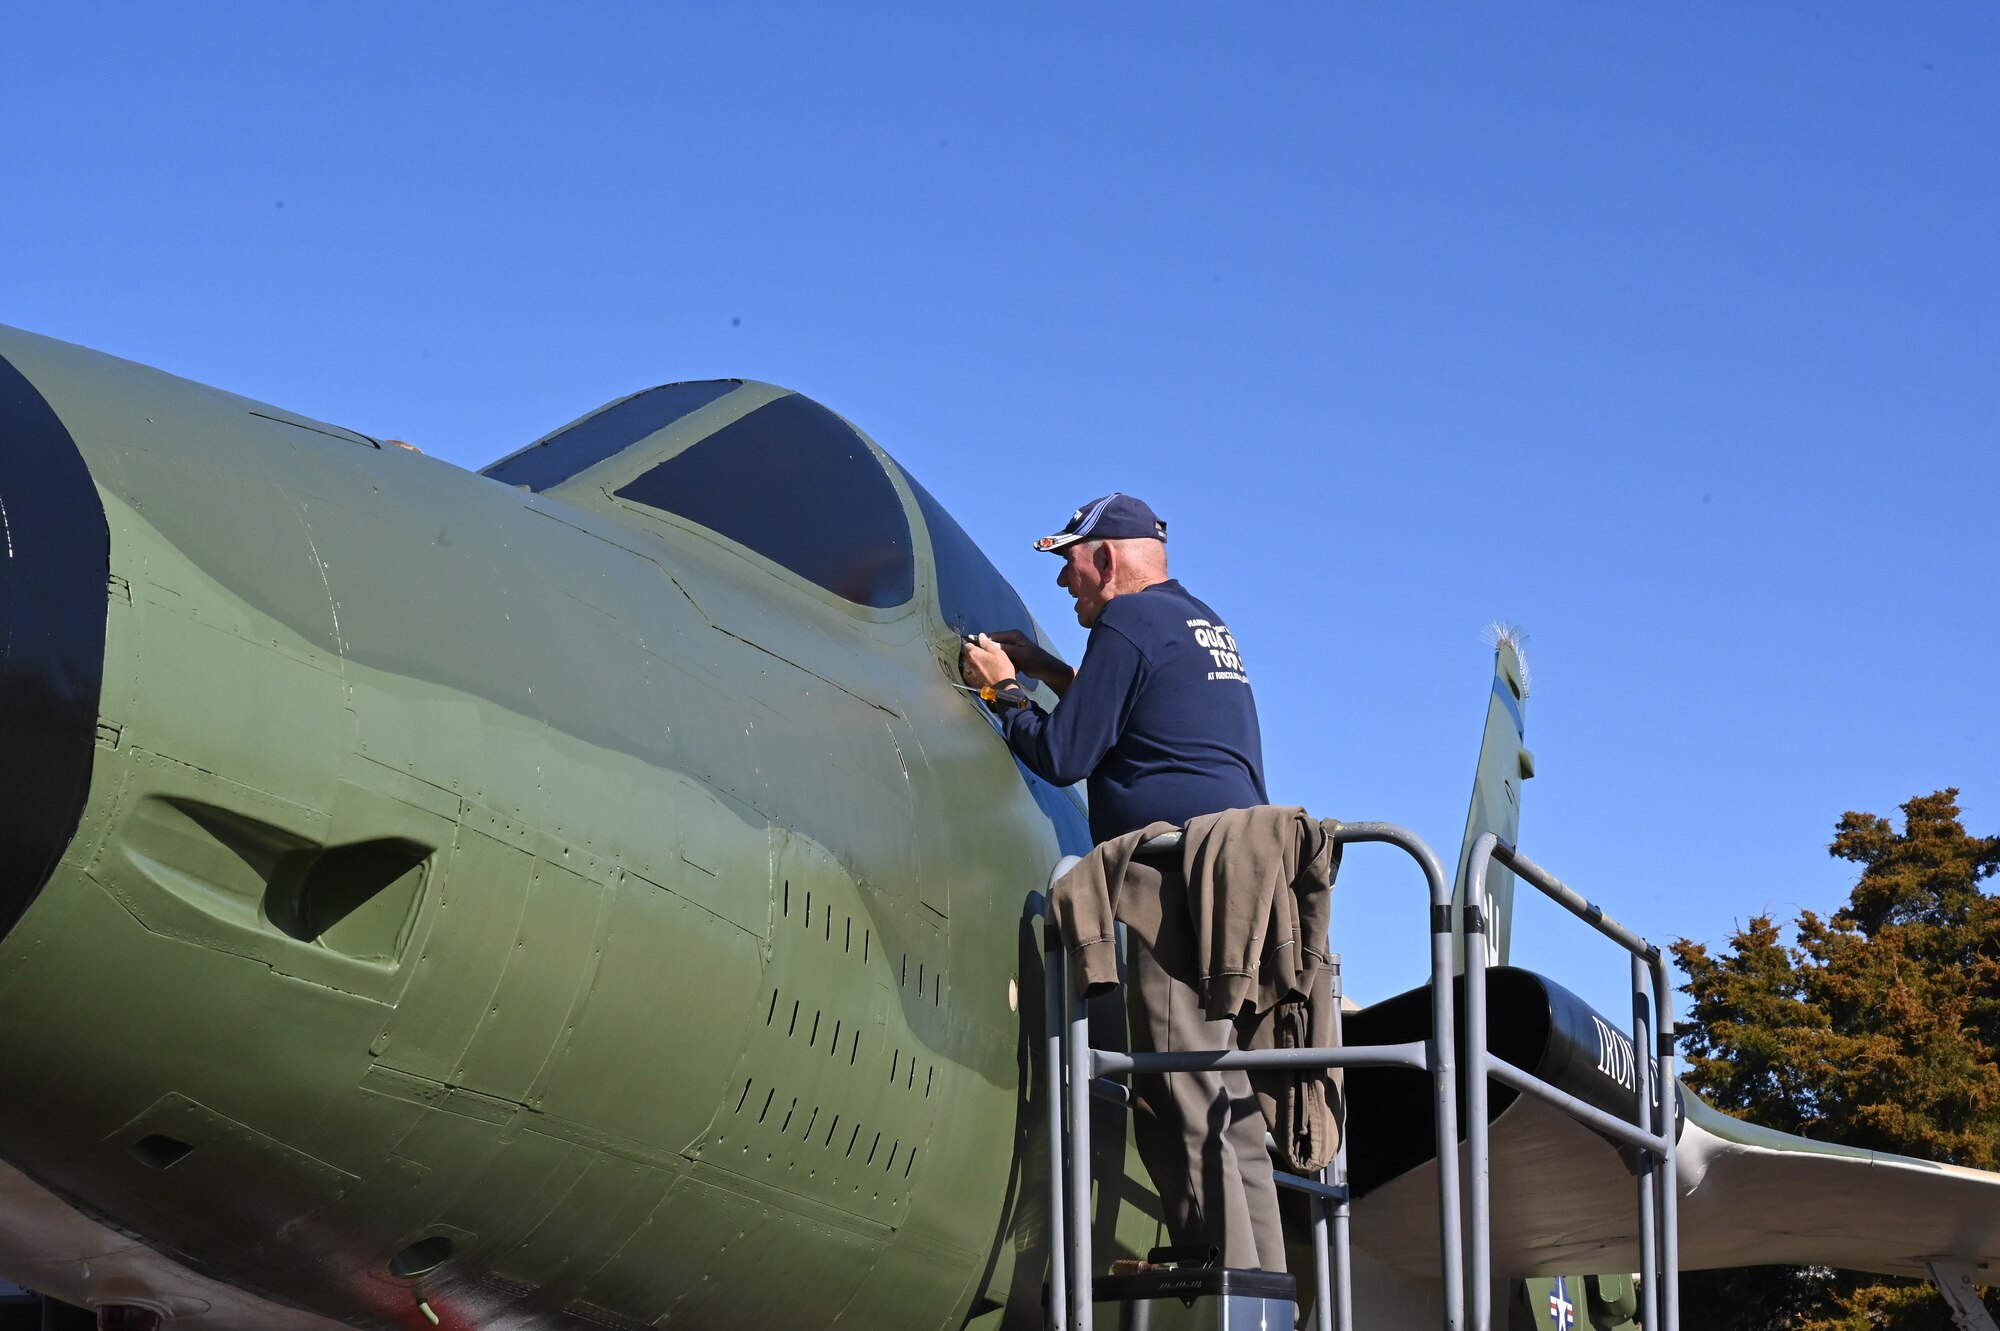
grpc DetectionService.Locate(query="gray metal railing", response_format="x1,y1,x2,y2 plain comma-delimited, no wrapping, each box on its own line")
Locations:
1299,973,1350,1331
1462,833,1680,1331
1038,821,1468,1331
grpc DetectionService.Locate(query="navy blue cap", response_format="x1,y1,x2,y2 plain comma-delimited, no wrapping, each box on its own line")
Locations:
1033,493,1167,553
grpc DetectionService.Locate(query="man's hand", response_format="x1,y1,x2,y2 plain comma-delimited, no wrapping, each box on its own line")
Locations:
986,629,1076,697
960,634,1018,691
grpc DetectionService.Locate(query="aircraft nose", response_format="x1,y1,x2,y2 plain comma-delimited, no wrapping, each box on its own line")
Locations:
0,350,110,938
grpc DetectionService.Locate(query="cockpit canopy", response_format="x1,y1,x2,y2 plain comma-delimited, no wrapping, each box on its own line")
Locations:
485,381,910,608
482,381,1034,638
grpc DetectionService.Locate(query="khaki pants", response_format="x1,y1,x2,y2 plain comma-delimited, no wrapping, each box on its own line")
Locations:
1125,867,1286,1273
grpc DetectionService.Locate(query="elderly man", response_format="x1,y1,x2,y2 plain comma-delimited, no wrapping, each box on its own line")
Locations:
960,492,1285,1273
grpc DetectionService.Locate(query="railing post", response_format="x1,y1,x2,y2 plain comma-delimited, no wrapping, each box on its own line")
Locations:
1328,957,1354,1331
1425,859,1466,1331
1310,1185,1333,1331
1329,823,1465,1331
1652,951,1680,1331
1067,973,1095,1330
1043,905,1070,1331
1630,953,1658,1331
1465,832,1498,1331
1328,1159,1354,1331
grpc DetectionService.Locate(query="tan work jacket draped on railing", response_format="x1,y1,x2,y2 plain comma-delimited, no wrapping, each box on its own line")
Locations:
1050,804,1344,1173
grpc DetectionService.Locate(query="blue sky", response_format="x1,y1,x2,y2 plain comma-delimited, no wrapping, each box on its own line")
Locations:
5,6,1995,1015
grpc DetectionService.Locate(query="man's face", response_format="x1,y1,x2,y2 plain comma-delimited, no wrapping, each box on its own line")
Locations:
1056,543,1111,627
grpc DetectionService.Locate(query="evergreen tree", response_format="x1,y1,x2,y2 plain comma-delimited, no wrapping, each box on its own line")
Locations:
1672,790,2000,1330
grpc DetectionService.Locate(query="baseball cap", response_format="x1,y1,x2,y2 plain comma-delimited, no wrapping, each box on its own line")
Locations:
1033,493,1167,553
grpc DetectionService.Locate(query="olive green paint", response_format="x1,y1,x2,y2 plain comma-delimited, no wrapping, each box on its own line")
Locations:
0,323,1139,1330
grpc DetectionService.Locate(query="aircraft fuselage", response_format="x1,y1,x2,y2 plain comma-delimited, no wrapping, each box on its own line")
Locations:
0,326,1097,1330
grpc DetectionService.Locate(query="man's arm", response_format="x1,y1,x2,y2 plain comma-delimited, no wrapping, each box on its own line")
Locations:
994,626,1145,787
961,630,1075,698
986,629,1076,697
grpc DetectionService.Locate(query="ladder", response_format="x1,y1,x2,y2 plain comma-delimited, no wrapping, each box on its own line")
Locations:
1035,822,1682,1331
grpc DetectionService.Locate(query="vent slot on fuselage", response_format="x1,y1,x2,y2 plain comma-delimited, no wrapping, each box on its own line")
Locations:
118,795,430,966
265,838,430,962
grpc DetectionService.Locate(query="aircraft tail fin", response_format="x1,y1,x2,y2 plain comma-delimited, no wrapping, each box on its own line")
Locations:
1450,626,1535,970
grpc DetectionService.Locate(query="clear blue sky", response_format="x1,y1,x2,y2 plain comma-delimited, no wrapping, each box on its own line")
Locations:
6,6,1995,1016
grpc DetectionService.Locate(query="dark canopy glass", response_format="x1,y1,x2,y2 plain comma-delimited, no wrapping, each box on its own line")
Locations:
905,473,1034,639
615,394,914,609
482,380,740,492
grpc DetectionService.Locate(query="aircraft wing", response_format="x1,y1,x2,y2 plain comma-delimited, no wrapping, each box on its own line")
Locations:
1341,968,2000,1285
1672,1093,2000,1279
1349,1087,2000,1285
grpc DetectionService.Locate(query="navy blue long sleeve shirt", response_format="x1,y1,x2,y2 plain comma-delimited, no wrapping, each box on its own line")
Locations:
998,579,1267,844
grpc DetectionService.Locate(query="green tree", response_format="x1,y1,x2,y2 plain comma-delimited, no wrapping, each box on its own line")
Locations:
1672,790,2000,1330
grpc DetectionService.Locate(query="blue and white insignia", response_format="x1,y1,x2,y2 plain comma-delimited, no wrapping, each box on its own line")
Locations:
1548,1276,1576,1330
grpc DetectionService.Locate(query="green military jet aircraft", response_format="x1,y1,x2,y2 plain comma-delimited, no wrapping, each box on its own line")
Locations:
1,325,1995,1330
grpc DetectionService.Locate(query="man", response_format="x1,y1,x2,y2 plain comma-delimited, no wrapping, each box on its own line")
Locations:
960,493,1285,1273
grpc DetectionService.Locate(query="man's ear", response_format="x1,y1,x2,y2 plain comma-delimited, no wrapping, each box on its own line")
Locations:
1093,542,1116,577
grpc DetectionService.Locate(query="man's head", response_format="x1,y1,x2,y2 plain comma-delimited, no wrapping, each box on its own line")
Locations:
1037,494,1169,627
